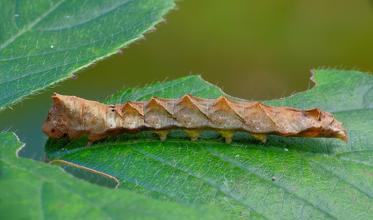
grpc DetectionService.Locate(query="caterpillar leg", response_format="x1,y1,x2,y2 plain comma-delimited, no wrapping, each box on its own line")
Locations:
155,130,169,141
251,133,267,143
184,129,201,141
219,130,234,144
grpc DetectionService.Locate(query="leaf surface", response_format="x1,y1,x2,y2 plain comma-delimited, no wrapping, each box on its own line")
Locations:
0,131,224,219
0,0,175,110
47,71,373,220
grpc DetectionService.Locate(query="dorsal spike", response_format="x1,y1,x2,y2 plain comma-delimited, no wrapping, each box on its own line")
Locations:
176,95,211,118
212,96,232,110
305,108,321,121
211,96,247,124
147,97,161,106
122,102,144,116
177,95,198,107
146,97,173,115
256,103,279,129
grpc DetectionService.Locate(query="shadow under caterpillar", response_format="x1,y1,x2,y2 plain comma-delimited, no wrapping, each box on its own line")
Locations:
42,93,348,145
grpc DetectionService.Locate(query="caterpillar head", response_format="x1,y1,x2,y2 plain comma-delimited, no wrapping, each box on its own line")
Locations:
321,111,348,142
42,93,69,138
303,109,348,142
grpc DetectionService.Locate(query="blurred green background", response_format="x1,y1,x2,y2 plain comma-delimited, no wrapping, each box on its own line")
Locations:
1,0,373,160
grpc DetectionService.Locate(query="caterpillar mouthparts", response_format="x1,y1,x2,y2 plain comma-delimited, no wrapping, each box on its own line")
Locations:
42,93,348,144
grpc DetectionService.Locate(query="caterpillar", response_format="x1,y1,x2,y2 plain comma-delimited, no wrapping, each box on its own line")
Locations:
42,93,348,144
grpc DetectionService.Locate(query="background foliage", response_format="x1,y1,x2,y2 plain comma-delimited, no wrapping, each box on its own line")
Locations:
0,0,174,110
0,132,224,219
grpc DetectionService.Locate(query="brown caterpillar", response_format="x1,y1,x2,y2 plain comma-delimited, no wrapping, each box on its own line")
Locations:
42,93,348,144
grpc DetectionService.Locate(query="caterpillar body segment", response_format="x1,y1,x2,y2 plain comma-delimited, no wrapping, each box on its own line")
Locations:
42,93,348,144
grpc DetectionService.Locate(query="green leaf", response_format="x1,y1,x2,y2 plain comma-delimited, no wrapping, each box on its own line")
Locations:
47,71,373,220
0,131,225,220
0,0,175,110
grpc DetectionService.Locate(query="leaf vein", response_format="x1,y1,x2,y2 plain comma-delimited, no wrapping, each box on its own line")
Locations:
0,0,66,51
207,148,338,219
132,147,270,220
